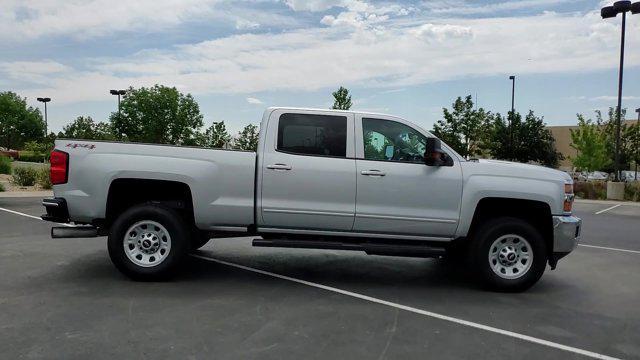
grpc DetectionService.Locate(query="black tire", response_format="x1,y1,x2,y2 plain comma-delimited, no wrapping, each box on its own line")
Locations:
108,204,189,281
468,217,547,292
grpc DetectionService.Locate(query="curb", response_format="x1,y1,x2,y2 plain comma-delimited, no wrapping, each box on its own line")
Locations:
0,191,53,198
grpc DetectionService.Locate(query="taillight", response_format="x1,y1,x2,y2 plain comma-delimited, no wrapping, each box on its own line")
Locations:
563,183,574,213
50,150,69,185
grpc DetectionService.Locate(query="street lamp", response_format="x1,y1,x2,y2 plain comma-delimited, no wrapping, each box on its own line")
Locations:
36,97,51,137
508,75,516,160
109,89,126,116
601,0,640,182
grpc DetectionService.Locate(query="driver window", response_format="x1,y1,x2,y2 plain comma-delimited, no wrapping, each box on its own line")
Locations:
362,118,426,163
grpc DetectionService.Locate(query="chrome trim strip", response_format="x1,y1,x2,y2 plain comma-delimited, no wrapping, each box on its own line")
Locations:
357,213,457,223
263,208,354,217
209,226,248,232
258,227,453,242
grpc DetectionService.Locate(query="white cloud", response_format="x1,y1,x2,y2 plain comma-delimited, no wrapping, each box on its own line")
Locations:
235,19,261,30
409,24,473,42
246,97,264,104
424,0,577,15
590,95,640,102
3,4,640,106
0,0,223,40
284,0,349,12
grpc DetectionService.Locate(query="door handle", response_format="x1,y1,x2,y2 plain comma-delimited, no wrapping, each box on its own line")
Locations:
267,163,292,170
361,170,386,176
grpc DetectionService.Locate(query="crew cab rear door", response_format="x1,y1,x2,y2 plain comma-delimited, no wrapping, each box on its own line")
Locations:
258,109,356,231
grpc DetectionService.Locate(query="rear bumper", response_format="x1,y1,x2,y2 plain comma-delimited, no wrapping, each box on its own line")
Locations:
41,197,70,223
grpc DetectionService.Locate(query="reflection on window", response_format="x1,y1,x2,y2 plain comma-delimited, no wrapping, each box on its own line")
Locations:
362,118,426,163
278,113,347,157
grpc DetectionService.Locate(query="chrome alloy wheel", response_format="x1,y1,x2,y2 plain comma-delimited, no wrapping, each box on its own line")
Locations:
123,220,171,267
488,234,532,280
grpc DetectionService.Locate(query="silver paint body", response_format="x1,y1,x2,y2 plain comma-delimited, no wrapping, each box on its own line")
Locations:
54,107,577,248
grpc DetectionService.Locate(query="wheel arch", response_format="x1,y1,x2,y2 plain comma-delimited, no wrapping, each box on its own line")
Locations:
465,197,553,256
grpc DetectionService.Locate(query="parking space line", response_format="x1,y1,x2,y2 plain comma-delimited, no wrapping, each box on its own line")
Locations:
579,244,640,255
595,204,621,215
0,206,74,227
191,253,619,360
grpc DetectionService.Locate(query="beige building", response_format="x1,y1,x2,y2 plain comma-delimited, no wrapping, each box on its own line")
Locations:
547,120,638,171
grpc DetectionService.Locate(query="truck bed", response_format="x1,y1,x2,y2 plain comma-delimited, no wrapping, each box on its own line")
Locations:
53,139,256,228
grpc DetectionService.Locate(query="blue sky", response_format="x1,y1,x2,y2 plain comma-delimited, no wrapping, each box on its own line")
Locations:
1,0,639,135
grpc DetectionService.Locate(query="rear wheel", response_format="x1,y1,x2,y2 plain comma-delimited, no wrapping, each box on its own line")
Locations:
108,204,189,280
469,217,547,292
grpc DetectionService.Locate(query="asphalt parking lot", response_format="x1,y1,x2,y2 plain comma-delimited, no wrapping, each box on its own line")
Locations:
1,197,639,360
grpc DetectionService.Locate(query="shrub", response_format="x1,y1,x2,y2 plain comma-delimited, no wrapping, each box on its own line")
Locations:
573,181,607,200
36,167,52,190
0,156,11,174
23,141,53,154
625,182,640,202
18,151,49,163
0,182,5,192
12,166,37,186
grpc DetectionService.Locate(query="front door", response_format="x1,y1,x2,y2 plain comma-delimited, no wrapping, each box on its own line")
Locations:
259,109,356,231
353,116,462,237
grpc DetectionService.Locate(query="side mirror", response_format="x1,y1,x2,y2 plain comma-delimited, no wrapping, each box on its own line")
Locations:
424,138,453,166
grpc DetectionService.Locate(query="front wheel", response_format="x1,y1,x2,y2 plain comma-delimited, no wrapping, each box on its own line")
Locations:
469,217,547,292
108,204,189,281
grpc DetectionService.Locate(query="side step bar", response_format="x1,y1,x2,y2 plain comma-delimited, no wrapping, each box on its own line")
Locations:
252,238,446,258
51,226,98,239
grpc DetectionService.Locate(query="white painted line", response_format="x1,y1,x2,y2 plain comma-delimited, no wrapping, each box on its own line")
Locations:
579,244,640,255
595,204,621,215
0,206,74,227
191,254,620,360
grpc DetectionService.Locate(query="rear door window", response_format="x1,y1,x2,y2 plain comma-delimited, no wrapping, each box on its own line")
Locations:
277,113,347,157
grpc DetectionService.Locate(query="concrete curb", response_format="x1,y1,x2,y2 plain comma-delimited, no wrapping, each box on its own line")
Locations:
0,191,53,198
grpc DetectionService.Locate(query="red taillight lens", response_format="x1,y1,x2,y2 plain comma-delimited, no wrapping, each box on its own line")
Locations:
50,150,69,185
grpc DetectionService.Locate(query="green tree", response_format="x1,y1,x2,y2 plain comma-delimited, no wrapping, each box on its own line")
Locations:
202,121,231,148
110,85,204,145
432,95,491,158
234,124,259,151
332,86,352,110
62,116,114,140
487,110,562,167
0,92,45,149
570,115,611,172
595,107,632,173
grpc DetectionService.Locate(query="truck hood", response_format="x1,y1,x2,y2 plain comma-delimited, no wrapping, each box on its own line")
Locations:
468,159,571,183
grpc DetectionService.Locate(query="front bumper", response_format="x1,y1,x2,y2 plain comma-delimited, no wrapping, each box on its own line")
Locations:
552,215,581,253
549,215,581,268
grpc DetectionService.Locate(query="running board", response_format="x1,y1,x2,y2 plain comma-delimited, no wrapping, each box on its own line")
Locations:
51,226,98,239
252,238,446,258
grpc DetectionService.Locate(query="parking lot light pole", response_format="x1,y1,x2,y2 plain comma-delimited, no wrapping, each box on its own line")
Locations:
601,1,640,182
109,89,126,117
36,97,51,137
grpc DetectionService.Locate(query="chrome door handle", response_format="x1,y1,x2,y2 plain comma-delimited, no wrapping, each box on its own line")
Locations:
361,170,386,176
267,164,292,170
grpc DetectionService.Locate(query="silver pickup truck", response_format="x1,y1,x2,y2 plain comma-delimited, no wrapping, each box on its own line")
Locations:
42,107,581,292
